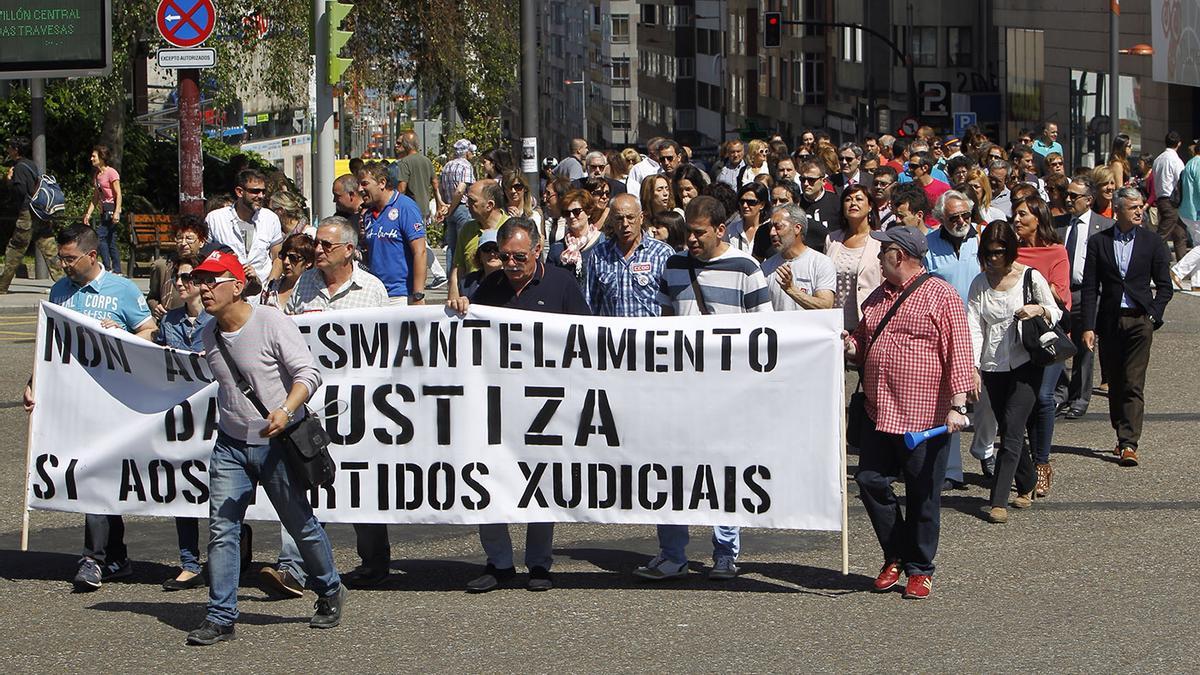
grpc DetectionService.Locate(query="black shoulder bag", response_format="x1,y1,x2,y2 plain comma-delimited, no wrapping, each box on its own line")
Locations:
214,334,336,489
846,273,932,447
687,263,713,315
1020,268,1076,367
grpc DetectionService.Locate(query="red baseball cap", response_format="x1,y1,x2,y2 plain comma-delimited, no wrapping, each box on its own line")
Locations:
193,250,247,283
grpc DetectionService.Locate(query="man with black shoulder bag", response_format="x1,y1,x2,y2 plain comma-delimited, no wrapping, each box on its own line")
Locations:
186,250,347,646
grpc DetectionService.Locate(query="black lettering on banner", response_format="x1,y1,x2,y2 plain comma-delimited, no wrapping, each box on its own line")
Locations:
619,464,633,509
317,322,348,369
689,464,719,510
76,325,102,367
487,386,502,445
398,463,423,509
742,465,771,513
713,328,741,371
427,320,458,367
598,326,636,371
462,319,490,366
574,389,620,446
393,320,424,367
373,384,415,444
166,400,194,442
98,334,130,373
377,463,389,510
325,385,365,444
525,386,564,446
428,462,454,510
638,463,668,509
724,465,738,513
120,459,146,502
561,324,592,368
588,463,617,508
670,465,684,510
148,459,177,503
533,321,555,367
552,462,582,508
43,316,72,364
749,327,777,373
350,322,389,368
517,461,549,507
203,397,219,440
189,352,213,382
65,457,78,499
423,385,464,445
674,330,704,372
461,463,490,509
306,483,336,509
500,322,523,369
33,453,57,499
341,461,369,508
181,459,208,504
645,329,669,373
164,349,195,383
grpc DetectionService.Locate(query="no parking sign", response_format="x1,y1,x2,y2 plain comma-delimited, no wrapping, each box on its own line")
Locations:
157,0,218,48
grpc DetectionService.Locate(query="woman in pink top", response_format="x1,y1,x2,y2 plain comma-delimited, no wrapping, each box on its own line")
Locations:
1011,190,1069,499
84,144,123,275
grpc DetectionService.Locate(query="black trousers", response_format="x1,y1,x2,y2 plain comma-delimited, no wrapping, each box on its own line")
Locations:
1156,198,1190,262
1098,312,1154,449
1056,289,1096,409
83,514,127,565
855,422,950,576
982,363,1040,507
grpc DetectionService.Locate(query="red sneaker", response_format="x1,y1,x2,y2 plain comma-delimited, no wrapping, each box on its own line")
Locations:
873,561,902,592
903,574,932,599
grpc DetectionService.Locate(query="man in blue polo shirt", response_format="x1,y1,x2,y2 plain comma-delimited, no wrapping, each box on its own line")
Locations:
24,225,156,592
358,162,427,305
583,193,674,317
924,190,992,486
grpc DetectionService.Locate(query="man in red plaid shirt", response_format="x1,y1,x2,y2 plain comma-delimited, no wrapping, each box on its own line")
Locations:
843,225,974,600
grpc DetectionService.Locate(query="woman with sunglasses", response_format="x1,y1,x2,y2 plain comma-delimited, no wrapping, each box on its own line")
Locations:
148,214,212,321
743,139,771,186
825,184,882,331
547,189,602,282
583,177,613,235
260,233,316,308
726,183,770,258
502,170,544,235
967,222,1061,524
976,142,1006,170
1011,192,1070,498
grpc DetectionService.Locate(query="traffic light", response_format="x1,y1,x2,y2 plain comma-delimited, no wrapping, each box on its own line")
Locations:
327,1,353,85
764,12,782,48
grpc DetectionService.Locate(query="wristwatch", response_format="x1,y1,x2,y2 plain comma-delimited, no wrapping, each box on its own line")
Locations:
278,405,295,422
410,292,426,302
950,404,969,415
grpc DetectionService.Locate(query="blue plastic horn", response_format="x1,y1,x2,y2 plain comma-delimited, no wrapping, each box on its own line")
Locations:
904,425,949,450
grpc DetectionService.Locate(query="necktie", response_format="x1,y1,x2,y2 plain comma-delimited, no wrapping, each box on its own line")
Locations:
1066,218,1081,278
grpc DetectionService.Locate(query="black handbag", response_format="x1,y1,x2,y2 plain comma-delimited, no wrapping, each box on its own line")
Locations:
1020,268,1077,367
846,273,933,446
214,335,336,489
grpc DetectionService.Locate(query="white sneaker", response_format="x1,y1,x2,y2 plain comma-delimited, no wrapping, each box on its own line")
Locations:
632,554,688,580
708,555,739,580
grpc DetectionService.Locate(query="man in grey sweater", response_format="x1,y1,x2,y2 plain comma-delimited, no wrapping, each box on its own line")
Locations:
185,250,347,646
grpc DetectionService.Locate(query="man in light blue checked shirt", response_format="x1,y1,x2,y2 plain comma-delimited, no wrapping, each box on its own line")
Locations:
582,193,674,317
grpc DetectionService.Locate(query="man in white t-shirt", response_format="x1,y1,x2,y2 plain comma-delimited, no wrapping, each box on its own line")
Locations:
205,169,284,294
760,205,836,311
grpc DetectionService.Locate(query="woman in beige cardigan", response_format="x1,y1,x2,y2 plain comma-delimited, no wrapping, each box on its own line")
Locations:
825,184,883,331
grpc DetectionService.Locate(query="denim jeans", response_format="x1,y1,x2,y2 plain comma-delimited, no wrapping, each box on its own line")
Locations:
206,431,340,626
1028,360,1065,464
478,523,554,570
95,212,122,275
82,513,126,565
444,203,471,277
279,522,389,585
176,517,202,573
655,525,740,564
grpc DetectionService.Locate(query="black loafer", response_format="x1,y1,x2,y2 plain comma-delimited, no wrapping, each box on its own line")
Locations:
186,619,235,646
466,564,515,593
527,566,553,592
1065,406,1087,419
162,571,206,591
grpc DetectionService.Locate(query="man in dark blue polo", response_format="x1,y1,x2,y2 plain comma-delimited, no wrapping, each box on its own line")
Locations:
446,217,589,592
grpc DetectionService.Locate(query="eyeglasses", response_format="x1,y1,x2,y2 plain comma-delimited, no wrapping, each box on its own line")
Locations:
800,176,822,184
946,211,972,222
497,252,531,263
509,184,525,192
176,272,194,285
479,247,501,258
839,156,856,163
1019,137,1032,144
241,187,266,195
659,154,678,163
566,207,586,218
1049,160,1064,167
315,239,348,250
175,234,199,243
1067,191,1090,200
193,275,239,288
284,252,306,264
740,198,761,206
983,248,1007,258
794,153,812,161
588,164,607,170
591,189,610,197
988,153,1003,160
57,253,87,265
877,245,900,258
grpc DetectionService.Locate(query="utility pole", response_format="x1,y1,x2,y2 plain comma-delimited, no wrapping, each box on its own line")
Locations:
520,0,539,191
313,0,335,220
1110,0,1120,144
178,69,204,217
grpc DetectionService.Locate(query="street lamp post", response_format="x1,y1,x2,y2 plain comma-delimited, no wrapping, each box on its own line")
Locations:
1110,0,1120,145
565,74,587,144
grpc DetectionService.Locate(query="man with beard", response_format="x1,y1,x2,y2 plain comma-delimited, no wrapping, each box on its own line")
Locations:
205,169,284,296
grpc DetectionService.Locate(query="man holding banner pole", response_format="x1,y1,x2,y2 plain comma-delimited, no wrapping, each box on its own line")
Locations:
447,217,590,592
843,226,973,600
23,225,157,592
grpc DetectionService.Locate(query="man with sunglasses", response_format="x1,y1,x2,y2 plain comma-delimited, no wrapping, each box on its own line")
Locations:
872,167,900,229
25,225,157,592
831,142,873,193
446,218,588,593
205,169,284,296
796,161,837,248
358,162,427,305
574,151,626,197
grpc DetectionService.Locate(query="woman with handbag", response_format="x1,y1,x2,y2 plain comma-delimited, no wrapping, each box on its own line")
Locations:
83,145,122,275
1011,191,1071,497
968,222,1062,523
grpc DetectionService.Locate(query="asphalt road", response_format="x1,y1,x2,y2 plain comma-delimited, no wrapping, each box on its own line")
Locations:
0,294,1198,672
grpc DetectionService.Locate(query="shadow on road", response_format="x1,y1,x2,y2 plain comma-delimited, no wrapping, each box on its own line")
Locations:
86,600,307,632
0,549,177,586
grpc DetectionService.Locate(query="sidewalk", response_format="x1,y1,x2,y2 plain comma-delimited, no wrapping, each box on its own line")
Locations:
0,276,151,316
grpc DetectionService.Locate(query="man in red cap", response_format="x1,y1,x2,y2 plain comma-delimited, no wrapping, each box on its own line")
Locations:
185,250,347,645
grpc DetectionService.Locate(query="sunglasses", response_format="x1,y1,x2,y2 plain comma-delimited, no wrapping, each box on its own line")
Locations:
877,245,901,258
946,211,972,222
241,187,266,195
800,176,822,184
284,252,306,264
983,248,1007,258
591,189,610,197
1067,191,1090,200
193,275,239,288
176,272,194,285
509,184,525,192
315,239,348,250
740,198,760,206
497,252,531,263
988,153,1003,160
839,156,856,163
566,207,586,218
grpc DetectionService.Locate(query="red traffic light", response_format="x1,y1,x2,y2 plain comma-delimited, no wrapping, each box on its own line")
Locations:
764,11,782,48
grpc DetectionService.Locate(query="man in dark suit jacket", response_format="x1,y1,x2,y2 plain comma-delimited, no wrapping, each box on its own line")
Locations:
830,142,874,195
573,151,627,197
1080,186,1174,467
1053,177,1114,418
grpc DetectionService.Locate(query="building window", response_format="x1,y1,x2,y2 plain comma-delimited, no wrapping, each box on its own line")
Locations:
1006,28,1045,139
612,14,629,43
910,27,937,67
641,3,657,26
802,52,825,105
800,0,823,37
947,27,972,67
611,57,631,86
612,102,631,130
841,26,863,63
677,57,694,78
676,109,696,131
671,5,692,28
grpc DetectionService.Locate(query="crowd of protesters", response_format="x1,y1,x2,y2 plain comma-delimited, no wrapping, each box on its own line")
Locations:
5,119,1185,641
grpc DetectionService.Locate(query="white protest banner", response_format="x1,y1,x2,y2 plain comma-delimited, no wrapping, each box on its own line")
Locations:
26,302,845,531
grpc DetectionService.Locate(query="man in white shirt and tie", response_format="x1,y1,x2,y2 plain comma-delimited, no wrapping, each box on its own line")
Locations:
1054,177,1113,418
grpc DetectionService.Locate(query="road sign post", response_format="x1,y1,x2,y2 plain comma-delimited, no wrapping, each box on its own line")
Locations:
953,112,977,137
157,0,217,217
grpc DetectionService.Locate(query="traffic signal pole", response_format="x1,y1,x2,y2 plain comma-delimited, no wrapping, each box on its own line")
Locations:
178,68,204,217
312,0,334,220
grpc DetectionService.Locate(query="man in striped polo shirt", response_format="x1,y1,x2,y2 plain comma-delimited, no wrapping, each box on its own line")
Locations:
634,195,771,582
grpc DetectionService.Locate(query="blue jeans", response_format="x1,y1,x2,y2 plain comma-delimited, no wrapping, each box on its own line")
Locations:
176,517,201,573
444,204,471,277
478,523,554,570
206,431,340,626
95,213,121,274
655,525,740,564
1028,360,1065,464
279,522,389,585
